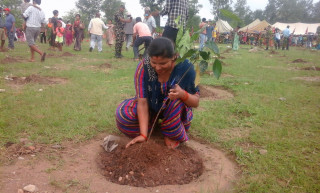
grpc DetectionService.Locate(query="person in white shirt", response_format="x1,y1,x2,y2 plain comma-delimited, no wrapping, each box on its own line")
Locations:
23,0,46,62
274,28,281,50
143,7,156,37
88,12,108,52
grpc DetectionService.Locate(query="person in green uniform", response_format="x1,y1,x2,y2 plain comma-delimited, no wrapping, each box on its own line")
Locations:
114,5,132,58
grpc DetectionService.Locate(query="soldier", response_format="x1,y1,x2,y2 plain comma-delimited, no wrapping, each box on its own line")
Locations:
114,5,132,58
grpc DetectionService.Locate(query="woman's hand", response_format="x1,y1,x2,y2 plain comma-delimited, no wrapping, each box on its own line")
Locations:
168,84,185,101
126,135,146,148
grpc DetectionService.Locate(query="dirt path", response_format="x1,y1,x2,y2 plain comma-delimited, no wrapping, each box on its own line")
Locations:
0,135,238,193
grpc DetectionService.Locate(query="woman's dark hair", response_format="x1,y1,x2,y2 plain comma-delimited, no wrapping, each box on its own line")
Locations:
34,0,41,5
75,14,81,18
202,18,206,22
53,10,58,15
136,17,141,22
148,37,175,58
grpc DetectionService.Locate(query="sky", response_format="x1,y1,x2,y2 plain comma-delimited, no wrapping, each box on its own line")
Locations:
40,0,318,20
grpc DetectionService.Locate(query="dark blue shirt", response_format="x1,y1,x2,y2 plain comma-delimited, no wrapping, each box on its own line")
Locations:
206,26,214,39
5,13,15,30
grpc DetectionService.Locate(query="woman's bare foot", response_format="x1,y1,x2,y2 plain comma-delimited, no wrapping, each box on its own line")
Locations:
164,137,180,149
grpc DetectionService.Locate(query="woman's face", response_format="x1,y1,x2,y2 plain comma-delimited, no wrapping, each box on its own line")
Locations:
76,15,80,20
150,56,175,76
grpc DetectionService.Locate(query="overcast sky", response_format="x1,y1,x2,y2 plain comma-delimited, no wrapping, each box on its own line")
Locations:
40,0,318,20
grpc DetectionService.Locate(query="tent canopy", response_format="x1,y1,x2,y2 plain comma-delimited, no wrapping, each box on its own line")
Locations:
247,20,270,33
216,19,233,33
239,19,261,32
272,22,320,35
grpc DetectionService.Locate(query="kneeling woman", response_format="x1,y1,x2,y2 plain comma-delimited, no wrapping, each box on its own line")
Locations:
115,37,200,148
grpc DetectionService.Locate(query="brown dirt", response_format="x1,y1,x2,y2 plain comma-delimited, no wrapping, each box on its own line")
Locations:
292,76,320,82
222,48,232,54
61,52,74,57
199,85,234,100
270,50,278,55
1,56,22,64
302,66,320,71
219,56,226,59
98,139,203,187
0,135,238,193
99,63,112,69
6,74,68,85
292,59,308,63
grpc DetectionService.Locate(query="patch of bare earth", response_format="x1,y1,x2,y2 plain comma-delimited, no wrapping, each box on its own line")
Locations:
0,135,238,193
292,76,320,82
61,52,74,57
199,85,234,100
1,56,25,64
292,59,308,63
301,66,320,71
5,74,68,85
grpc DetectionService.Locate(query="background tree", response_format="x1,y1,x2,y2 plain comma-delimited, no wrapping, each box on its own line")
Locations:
312,1,320,22
264,0,278,24
252,9,265,21
101,0,123,21
187,0,203,30
76,0,103,20
1,0,24,29
209,0,233,20
139,0,165,11
233,0,251,26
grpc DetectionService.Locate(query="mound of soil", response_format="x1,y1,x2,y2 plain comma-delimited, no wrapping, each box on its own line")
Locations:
292,76,320,82
6,74,67,85
99,63,112,68
270,50,278,55
292,59,307,63
97,140,203,187
222,48,232,54
302,66,320,71
199,85,234,100
1,56,21,64
61,52,74,57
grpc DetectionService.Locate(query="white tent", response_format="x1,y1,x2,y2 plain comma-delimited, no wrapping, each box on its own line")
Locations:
216,19,233,33
272,22,320,35
239,19,261,32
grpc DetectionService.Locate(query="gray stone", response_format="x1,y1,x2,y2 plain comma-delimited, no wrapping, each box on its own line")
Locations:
23,184,38,192
259,149,268,155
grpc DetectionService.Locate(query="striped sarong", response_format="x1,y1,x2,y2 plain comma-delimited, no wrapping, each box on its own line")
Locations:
115,97,193,142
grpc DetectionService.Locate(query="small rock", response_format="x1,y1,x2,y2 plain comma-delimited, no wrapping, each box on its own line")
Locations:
244,82,249,85
118,177,123,182
259,149,268,155
28,146,36,151
51,144,62,149
17,189,24,193
279,97,286,101
129,171,134,175
19,138,29,144
38,89,43,92
156,190,159,193
109,172,112,175
31,154,36,157
0,89,5,93
23,184,38,192
125,175,129,179
141,172,144,177
18,157,24,160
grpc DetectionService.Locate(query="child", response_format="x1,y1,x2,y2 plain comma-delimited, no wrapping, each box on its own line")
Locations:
54,20,64,51
105,19,114,48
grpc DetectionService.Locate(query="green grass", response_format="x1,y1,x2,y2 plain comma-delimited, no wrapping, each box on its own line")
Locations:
1,41,320,192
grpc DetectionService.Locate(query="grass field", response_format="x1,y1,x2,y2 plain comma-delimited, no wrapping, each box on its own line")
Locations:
0,40,319,192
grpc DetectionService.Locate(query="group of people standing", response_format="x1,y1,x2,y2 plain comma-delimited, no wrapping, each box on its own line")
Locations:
199,18,218,51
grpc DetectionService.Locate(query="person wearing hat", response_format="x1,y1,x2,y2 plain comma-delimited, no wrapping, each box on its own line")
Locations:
0,7,6,51
3,8,16,50
124,13,135,51
23,0,46,62
114,4,132,58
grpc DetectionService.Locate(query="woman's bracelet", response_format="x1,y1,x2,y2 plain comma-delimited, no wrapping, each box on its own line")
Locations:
140,133,148,141
181,90,189,101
